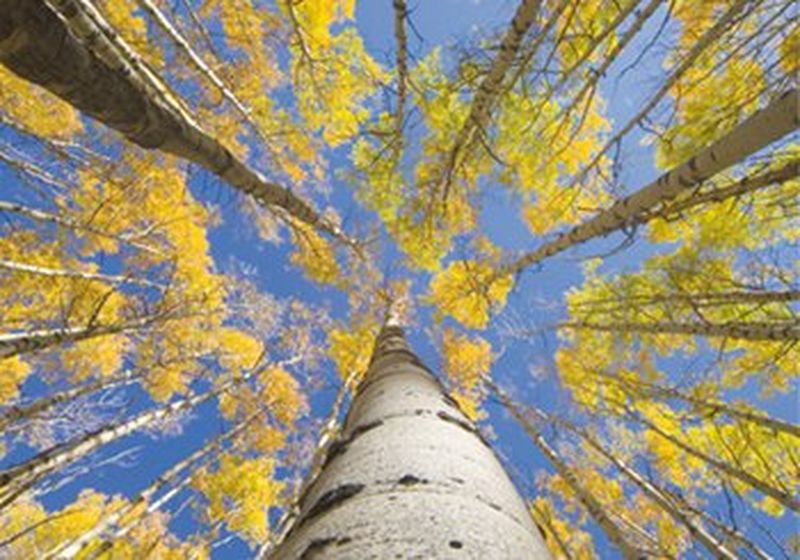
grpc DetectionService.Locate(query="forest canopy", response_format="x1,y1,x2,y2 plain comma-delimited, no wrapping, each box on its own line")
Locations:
0,0,797,557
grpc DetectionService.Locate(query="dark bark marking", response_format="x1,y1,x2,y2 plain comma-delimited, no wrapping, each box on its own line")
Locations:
437,410,477,435
299,535,353,559
302,483,365,525
449,540,464,549
397,473,428,486
299,537,336,559
322,419,384,469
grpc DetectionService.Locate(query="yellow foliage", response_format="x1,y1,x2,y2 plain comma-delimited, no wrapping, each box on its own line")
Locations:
428,260,513,329
441,328,492,419
193,453,283,544
0,67,83,139
326,323,377,381
0,356,31,405
259,366,304,426
530,497,596,559
289,223,341,285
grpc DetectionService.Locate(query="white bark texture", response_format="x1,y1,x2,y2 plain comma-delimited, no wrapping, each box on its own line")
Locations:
269,325,550,558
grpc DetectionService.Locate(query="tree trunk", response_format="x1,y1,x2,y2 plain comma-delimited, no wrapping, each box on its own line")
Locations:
498,87,798,278
0,0,348,243
635,413,800,512
0,367,257,512
49,410,262,559
440,0,542,203
0,370,140,433
0,200,163,256
489,381,740,560
268,320,550,558
593,369,800,438
493,383,648,559
560,318,800,342
0,313,166,360
0,258,160,289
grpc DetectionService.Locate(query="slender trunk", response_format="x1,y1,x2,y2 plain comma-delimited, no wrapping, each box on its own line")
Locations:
0,367,257,512
440,0,542,203
0,258,160,289
637,158,799,224
594,369,800,438
494,385,647,559
268,318,549,557
572,287,800,311
634,413,800,512
49,410,262,559
0,200,164,256
559,318,800,342
265,370,358,555
498,87,798,278
0,0,350,243
392,0,408,143
0,313,163,360
0,370,140,433
490,382,740,560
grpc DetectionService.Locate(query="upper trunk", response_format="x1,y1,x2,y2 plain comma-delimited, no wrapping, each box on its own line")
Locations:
269,323,549,558
0,0,347,242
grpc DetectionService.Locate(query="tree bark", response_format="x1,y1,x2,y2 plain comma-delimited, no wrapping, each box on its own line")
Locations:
440,0,542,203
48,410,262,559
0,0,349,243
560,318,800,342
593,369,800,438
268,320,550,558
0,370,140,433
498,87,799,278
489,381,740,560
634,413,800,513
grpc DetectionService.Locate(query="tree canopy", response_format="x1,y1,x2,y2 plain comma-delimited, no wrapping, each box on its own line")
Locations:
0,0,797,557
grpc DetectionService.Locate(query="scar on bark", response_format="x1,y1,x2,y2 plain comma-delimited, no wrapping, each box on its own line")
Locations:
299,535,353,559
323,419,384,468
302,483,365,526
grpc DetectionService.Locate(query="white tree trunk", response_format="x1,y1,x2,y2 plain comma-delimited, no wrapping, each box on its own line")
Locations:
269,324,550,558
0,0,349,243
500,87,798,278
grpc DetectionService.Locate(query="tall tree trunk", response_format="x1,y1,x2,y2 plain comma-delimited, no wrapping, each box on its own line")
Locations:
497,87,798,278
0,313,165,360
0,200,163,256
634,413,800,512
493,384,648,559
49,410,262,559
0,258,160,289
560,318,800,342
0,365,260,512
268,318,550,558
0,0,349,244
489,381,741,560
593,368,800,438
0,370,140,433
439,0,542,203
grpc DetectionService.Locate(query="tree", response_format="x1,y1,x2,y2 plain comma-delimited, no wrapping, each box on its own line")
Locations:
0,0,797,558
